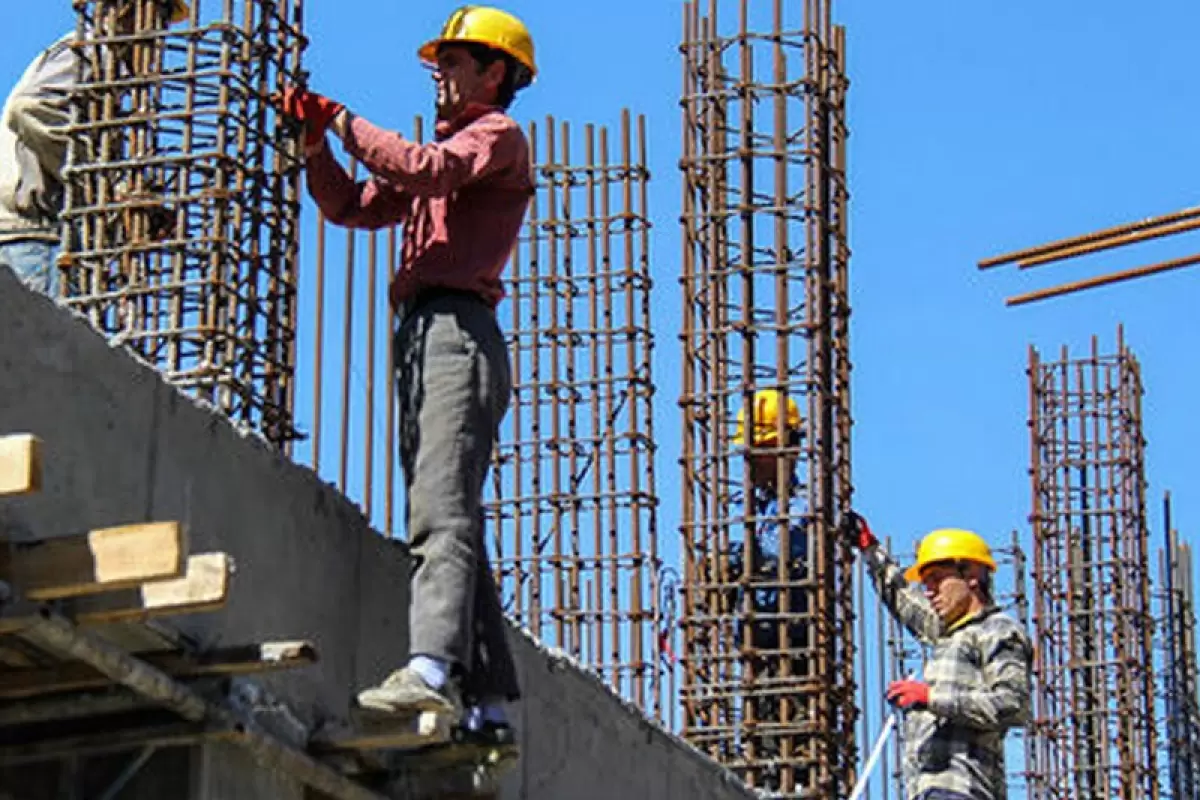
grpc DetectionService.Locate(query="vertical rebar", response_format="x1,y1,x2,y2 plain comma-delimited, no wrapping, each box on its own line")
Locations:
481,111,661,719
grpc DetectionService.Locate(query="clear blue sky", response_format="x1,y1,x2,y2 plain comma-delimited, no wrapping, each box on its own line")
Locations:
5,2,1198,796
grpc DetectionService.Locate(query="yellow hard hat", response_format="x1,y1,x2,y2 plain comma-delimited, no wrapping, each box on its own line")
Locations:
732,389,802,447
418,6,537,81
904,528,998,582
169,0,189,23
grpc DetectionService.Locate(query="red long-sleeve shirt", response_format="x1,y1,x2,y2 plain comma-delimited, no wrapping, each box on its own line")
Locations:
305,105,533,310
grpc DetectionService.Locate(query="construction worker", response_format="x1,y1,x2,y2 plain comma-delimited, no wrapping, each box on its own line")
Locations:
843,512,1033,800
727,388,810,790
274,6,536,749
728,389,810,657
0,0,187,296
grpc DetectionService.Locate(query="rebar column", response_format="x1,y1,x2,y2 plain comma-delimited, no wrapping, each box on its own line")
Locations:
60,0,305,449
1025,327,1159,800
483,111,664,721
677,1,855,796
1159,492,1200,800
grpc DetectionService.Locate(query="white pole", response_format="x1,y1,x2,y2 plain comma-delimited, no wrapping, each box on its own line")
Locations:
847,713,898,800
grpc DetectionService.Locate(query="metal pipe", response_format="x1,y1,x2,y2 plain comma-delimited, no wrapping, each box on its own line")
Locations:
848,714,896,800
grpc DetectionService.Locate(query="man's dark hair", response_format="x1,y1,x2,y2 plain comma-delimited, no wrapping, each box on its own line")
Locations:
445,42,531,110
956,561,993,603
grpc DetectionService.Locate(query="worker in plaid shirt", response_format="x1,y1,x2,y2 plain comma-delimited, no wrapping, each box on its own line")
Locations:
844,512,1033,800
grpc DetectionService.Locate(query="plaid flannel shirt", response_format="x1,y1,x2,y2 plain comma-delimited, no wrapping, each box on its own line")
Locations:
865,544,1033,800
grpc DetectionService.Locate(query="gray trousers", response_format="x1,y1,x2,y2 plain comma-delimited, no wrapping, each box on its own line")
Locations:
394,291,520,703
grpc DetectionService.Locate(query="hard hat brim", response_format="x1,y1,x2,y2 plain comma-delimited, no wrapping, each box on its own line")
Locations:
417,37,538,77
904,555,997,583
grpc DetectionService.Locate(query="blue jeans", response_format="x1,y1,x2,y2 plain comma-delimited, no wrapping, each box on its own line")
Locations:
0,239,59,297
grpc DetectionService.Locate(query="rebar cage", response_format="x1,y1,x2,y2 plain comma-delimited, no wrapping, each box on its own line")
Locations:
485,111,665,721
677,0,856,795
1025,328,1160,800
60,0,306,448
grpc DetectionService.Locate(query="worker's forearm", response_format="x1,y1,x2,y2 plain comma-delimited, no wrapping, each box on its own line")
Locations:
927,635,1032,730
338,112,473,196
863,545,942,643
305,143,356,220
304,138,407,230
927,682,1029,731
327,107,351,141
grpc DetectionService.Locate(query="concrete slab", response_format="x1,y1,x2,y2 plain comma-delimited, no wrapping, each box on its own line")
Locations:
0,267,753,800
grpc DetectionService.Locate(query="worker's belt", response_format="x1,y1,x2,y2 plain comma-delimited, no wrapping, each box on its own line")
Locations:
395,286,486,328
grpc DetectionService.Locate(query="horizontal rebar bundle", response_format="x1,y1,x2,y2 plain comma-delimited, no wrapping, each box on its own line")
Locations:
1025,328,1159,800
677,0,855,795
979,206,1200,307
60,0,306,448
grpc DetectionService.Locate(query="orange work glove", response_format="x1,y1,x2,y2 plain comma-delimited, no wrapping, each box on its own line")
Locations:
273,86,346,148
886,678,930,710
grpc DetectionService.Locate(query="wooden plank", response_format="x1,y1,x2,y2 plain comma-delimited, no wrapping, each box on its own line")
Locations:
0,689,152,727
0,644,37,669
87,621,184,654
312,711,451,753
0,640,318,699
72,552,231,626
0,434,41,497
0,719,227,765
0,521,186,601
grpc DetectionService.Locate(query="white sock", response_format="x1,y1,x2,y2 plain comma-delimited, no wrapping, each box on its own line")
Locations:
464,705,485,731
408,655,449,690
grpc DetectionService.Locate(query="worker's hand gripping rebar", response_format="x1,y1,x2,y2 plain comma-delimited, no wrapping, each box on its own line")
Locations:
841,510,878,551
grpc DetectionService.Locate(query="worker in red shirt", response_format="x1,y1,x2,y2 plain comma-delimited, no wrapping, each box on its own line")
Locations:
275,6,536,749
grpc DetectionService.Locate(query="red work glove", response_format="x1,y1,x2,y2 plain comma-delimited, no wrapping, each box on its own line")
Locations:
843,511,879,551
273,86,345,148
886,678,930,710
